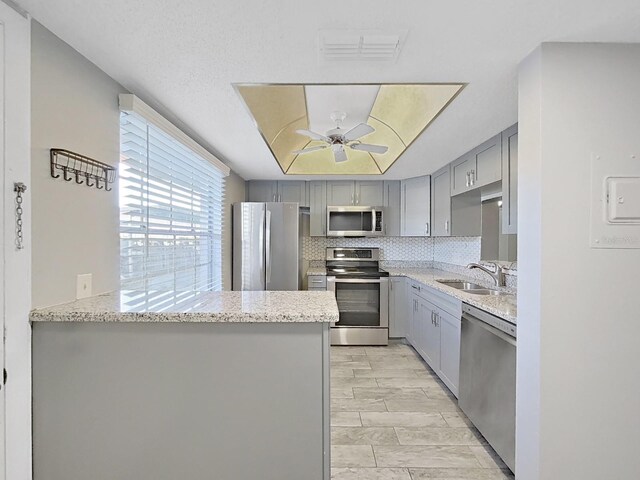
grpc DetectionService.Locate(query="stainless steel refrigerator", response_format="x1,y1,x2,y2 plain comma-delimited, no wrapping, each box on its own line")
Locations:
232,202,301,291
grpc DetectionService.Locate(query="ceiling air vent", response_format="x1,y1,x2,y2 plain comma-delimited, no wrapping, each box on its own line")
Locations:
318,29,407,63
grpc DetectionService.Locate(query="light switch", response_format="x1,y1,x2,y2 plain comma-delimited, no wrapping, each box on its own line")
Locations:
607,177,640,223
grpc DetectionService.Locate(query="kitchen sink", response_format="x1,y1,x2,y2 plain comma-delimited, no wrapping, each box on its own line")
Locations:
462,289,510,296
436,280,486,290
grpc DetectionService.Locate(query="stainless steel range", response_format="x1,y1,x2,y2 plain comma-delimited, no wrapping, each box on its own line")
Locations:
326,248,389,346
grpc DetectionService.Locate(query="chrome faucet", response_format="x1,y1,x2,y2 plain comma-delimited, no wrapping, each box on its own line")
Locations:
466,262,506,287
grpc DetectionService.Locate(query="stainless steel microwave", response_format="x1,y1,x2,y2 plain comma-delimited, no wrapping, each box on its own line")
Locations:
326,206,384,237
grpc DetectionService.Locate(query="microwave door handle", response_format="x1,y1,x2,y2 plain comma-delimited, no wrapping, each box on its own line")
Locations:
371,208,376,233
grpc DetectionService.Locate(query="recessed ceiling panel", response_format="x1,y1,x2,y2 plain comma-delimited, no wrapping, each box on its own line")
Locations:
234,83,465,175
369,84,464,145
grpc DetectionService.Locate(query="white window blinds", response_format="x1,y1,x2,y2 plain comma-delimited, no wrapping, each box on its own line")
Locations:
119,111,226,292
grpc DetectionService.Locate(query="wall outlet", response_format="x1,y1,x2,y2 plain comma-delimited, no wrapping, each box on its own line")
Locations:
76,273,92,299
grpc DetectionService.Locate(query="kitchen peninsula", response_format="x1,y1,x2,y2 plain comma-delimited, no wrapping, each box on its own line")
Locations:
30,290,338,480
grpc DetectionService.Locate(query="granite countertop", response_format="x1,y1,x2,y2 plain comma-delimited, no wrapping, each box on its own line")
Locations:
305,266,516,323
382,267,517,324
30,290,339,324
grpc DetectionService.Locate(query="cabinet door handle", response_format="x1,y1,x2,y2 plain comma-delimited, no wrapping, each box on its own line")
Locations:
425,222,430,235
466,172,470,187
470,169,475,186
445,220,449,233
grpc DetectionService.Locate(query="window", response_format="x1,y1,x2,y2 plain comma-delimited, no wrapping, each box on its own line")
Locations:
119,109,226,292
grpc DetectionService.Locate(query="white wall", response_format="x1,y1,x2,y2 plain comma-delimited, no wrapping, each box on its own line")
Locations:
517,43,640,479
222,171,245,290
31,21,124,308
2,4,32,479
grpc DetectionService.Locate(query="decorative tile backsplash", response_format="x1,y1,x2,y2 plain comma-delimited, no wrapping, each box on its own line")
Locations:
433,236,482,266
303,236,481,266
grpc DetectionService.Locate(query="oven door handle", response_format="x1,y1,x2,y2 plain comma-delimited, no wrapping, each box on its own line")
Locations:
332,278,383,284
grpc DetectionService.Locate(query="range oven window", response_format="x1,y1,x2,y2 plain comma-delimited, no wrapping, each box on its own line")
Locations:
329,211,373,232
335,281,381,327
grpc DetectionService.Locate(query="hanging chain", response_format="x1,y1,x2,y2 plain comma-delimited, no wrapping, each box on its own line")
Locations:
14,182,27,250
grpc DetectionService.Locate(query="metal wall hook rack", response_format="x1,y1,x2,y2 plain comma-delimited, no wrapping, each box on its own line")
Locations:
50,149,116,192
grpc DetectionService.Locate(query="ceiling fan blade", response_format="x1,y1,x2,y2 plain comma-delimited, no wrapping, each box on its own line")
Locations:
350,143,389,154
295,129,330,142
343,123,375,142
333,146,348,163
292,145,328,155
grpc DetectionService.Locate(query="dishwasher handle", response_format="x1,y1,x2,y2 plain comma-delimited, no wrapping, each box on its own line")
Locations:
462,313,516,347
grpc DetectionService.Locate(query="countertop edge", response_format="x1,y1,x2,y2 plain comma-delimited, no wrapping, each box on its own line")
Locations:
387,269,517,324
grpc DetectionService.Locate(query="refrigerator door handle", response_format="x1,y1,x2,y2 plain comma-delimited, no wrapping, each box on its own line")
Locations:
265,209,272,287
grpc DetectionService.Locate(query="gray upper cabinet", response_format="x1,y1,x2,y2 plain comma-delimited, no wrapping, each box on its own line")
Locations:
326,181,356,206
247,181,278,202
401,175,431,236
308,181,327,237
383,181,401,236
501,124,518,234
473,133,502,188
451,153,475,196
247,180,308,206
356,181,384,206
278,181,308,206
326,181,384,206
450,133,502,196
431,165,451,237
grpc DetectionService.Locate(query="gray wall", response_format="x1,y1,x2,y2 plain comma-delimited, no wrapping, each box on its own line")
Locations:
31,21,125,308
222,171,246,290
517,43,640,479
32,22,240,304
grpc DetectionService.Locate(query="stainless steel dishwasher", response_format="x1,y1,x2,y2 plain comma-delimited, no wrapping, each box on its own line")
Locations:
459,303,516,473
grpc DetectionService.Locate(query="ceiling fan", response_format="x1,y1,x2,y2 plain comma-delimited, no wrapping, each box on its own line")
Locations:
293,111,389,163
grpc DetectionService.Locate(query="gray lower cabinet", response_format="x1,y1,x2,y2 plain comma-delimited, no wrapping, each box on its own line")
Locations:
247,180,308,206
309,181,327,236
431,165,451,236
501,124,518,234
33,321,331,480
383,181,401,236
406,281,462,397
307,275,327,291
388,276,407,337
401,175,431,236
437,308,461,395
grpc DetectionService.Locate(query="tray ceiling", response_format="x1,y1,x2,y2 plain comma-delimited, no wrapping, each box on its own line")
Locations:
235,83,464,175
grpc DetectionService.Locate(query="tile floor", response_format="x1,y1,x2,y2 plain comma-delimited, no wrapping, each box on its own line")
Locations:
330,343,514,480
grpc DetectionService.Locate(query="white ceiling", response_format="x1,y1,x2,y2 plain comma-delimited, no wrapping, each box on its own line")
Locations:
19,0,640,180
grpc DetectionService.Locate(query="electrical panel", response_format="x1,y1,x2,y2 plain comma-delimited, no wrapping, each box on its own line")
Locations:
591,153,640,248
